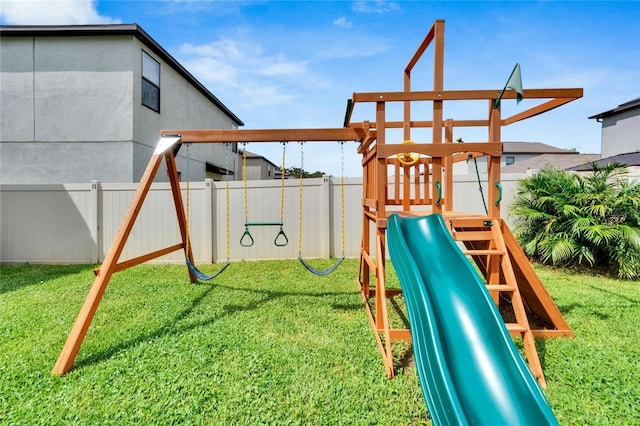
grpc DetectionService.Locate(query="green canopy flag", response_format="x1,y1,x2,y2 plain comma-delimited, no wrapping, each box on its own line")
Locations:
493,63,523,108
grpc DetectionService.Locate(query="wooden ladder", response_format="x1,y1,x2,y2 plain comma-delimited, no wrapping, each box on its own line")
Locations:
447,217,547,388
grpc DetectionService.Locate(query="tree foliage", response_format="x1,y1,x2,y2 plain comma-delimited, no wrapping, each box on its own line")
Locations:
285,167,325,178
511,163,640,280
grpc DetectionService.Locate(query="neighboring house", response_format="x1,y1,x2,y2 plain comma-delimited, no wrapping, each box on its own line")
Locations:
463,141,590,174
0,24,243,184
589,98,640,159
568,152,640,174
569,98,640,174
501,142,577,167
502,153,601,174
240,150,282,180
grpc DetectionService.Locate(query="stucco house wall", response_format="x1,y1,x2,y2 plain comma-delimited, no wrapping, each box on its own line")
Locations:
0,24,242,184
598,106,640,158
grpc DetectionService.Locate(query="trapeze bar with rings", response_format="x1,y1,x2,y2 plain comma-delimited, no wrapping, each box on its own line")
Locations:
240,222,288,248
239,141,289,248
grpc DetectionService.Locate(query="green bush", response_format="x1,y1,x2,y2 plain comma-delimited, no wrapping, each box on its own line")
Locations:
511,163,640,280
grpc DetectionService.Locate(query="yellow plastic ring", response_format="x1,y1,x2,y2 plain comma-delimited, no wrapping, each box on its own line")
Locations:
396,140,420,167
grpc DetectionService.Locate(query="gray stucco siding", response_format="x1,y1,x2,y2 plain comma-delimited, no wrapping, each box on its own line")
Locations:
1,36,134,143
131,38,238,181
35,70,133,142
0,141,133,184
0,69,34,141
34,36,133,73
601,110,640,158
0,36,34,72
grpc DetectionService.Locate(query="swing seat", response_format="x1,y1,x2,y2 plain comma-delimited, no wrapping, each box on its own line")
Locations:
186,258,230,281
298,253,345,276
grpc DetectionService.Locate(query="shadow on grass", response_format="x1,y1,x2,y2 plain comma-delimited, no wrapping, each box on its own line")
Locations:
552,284,639,322
588,284,639,305
72,282,359,372
330,302,363,311
0,264,97,295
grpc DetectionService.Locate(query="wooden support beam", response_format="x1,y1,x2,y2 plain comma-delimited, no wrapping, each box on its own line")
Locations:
161,127,366,143
503,96,581,125
404,20,440,74
93,243,184,276
376,142,502,159
352,88,583,103
53,153,165,375
165,151,196,283
488,99,502,218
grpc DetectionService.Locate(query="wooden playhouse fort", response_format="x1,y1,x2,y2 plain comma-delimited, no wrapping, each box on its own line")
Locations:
54,20,580,387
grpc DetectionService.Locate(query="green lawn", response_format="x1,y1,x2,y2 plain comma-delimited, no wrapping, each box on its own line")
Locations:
1,260,638,425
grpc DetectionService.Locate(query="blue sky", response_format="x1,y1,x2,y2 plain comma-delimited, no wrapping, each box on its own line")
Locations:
2,0,639,177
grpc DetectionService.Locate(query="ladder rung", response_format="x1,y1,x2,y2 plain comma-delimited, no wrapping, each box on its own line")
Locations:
464,249,505,256
506,323,527,333
486,284,517,292
452,231,494,241
450,218,495,228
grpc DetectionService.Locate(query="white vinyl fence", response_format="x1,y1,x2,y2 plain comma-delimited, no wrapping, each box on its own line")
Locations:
1,174,530,264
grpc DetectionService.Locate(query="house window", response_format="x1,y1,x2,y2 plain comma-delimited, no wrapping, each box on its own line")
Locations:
142,51,160,112
505,156,515,166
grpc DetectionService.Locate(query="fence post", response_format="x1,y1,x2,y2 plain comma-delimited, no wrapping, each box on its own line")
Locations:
90,180,101,263
204,178,214,264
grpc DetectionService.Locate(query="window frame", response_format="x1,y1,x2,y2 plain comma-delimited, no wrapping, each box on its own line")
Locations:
141,50,160,113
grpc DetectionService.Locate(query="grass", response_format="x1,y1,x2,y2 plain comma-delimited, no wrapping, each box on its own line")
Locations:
1,260,638,425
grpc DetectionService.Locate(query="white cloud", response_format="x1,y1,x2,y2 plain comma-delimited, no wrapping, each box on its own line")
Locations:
180,38,315,110
0,0,120,25
260,60,308,77
352,0,400,14
333,16,352,29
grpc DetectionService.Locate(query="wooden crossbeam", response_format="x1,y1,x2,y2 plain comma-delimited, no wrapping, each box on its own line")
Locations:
352,88,583,103
160,127,367,143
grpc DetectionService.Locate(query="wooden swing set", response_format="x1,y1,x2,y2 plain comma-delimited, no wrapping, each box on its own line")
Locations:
53,20,581,385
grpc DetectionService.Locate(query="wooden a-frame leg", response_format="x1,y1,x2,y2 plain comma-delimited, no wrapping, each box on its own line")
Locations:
165,151,196,283
52,154,165,375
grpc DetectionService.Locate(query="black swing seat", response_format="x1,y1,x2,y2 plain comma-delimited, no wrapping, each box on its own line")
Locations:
186,258,230,281
298,253,345,276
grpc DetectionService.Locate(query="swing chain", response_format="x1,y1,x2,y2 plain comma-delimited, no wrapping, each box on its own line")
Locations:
340,141,345,256
240,142,289,248
242,142,249,225
297,142,305,255
297,141,346,276
224,143,231,261
185,142,192,253
280,141,287,224
240,142,254,247
182,142,231,282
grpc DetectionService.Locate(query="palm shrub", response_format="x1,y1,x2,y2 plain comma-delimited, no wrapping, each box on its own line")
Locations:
511,163,640,280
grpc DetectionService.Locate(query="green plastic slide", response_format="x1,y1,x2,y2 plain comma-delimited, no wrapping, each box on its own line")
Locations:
387,213,558,426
